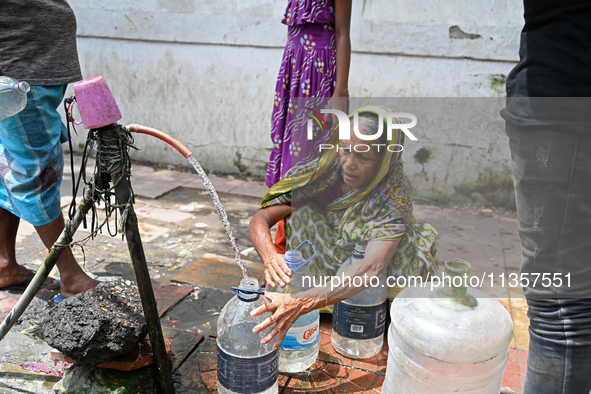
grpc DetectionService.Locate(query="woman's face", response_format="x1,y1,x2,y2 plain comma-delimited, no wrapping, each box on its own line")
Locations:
339,125,382,190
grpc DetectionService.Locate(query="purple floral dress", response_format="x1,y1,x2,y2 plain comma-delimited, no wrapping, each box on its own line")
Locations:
265,0,337,187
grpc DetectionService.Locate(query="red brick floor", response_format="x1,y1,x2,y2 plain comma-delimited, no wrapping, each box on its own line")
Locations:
188,314,527,394
0,294,18,320
501,348,528,394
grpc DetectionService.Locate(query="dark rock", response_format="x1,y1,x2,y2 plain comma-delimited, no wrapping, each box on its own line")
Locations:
42,279,147,366
13,297,50,338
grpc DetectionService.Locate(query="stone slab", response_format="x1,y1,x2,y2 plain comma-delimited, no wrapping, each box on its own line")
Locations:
132,169,197,199
171,253,264,291
130,164,156,178
134,169,194,187
138,221,170,243
0,332,55,366
132,179,180,199
0,363,60,394
183,177,246,195
173,340,216,393
153,284,194,318
161,327,204,372
0,332,63,393
226,180,268,199
135,206,194,223
162,286,233,338
183,177,267,199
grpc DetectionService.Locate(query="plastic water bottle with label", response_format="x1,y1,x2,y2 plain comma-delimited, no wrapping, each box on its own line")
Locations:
266,240,320,373
331,242,388,359
217,277,278,394
0,76,29,122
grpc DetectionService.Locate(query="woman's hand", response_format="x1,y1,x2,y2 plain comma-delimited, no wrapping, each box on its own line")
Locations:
251,292,319,350
249,204,292,286
264,254,291,288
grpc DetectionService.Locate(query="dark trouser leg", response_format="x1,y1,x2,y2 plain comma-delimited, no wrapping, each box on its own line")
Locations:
506,124,591,393
525,298,591,394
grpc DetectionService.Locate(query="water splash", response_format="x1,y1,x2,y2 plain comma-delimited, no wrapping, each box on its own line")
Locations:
187,155,248,279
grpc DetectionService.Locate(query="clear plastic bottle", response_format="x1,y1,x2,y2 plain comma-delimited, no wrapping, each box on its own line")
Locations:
266,240,320,373
217,277,278,394
383,259,514,393
0,76,30,122
331,242,388,359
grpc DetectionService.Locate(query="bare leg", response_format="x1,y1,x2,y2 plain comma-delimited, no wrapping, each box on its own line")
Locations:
0,208,35,287
0,207,62,289
34,213,99,297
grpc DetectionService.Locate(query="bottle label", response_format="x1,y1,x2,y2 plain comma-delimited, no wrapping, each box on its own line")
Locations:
333,300,388,340
280,318,319,350
217,345,278,394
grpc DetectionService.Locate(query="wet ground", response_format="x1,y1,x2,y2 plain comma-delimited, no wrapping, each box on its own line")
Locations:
0,153,529,393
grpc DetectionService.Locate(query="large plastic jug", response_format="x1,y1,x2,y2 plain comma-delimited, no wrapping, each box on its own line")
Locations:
0,76,29,122
266,240,320,373
383,259,514,393
331,242,388,359
217,277,278,394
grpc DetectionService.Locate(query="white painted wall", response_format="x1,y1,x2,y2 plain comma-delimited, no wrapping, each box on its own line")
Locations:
66,0,525,199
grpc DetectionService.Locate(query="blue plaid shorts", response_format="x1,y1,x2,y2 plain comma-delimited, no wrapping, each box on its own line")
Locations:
0,85,68,226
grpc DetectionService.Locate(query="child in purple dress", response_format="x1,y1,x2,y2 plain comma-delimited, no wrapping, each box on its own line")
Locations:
265,0,352,187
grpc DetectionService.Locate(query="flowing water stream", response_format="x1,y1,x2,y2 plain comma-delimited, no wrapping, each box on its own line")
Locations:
187,155,248,279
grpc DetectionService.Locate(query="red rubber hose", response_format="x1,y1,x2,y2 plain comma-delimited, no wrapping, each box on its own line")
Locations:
126,124,193,159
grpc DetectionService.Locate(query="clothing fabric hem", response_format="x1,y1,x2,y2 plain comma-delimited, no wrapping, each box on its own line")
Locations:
20,75,82,86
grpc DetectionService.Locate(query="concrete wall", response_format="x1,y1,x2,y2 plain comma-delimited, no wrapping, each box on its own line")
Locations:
67,0,525,202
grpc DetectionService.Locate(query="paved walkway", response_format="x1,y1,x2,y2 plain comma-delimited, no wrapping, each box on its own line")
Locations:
0,154,529,393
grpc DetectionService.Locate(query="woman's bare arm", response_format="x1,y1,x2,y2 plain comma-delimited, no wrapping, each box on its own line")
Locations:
328,0,352,124
333,0,352,97
249,204,292,287
252,239,400,349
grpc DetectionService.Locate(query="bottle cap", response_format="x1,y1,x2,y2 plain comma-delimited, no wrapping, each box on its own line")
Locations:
352,242,367,258
285,250,305,272
232,277,264,302
17,82,30,94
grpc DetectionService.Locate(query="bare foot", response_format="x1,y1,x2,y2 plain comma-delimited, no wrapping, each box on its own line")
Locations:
60,274,99,298
0,262,59,289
